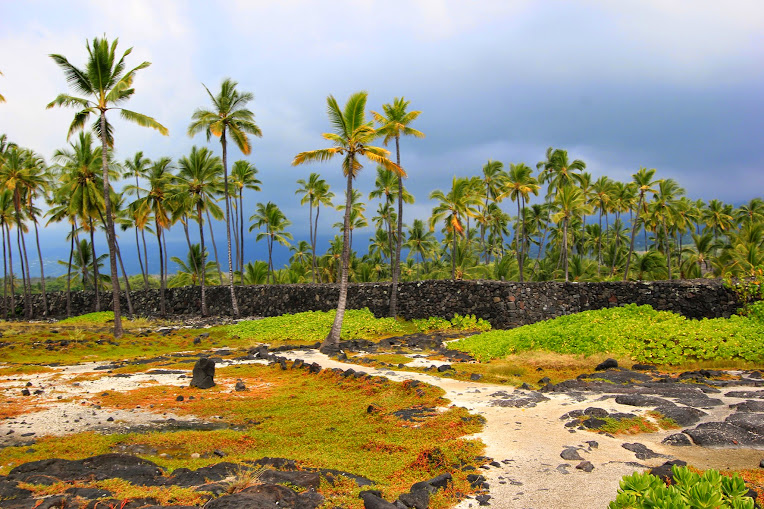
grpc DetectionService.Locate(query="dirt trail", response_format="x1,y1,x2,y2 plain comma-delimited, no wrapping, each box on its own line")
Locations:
281,350,757,509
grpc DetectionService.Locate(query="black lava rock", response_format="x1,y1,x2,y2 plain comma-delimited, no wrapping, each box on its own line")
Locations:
189,358,215,389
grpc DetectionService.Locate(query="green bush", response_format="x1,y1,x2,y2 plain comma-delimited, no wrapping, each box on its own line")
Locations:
609,465,754,509
58,311,115,325
228,309,492,344
448,304,764,364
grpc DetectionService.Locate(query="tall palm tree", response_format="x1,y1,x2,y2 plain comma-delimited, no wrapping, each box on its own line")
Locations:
478,160,506,263
372,97,423,317
552,185,590,281
591,176,614,275
623,167,658,281
538,148,586,197
20,151,51,314
702,199,734,242
122,151,152,288
504,163,539,282
129,157,174,316
250,202,292,284
293,91,400,350
405,219,437,277
173,146,223,315
231,160,261,277
429,177,482,279
650,178,685,279
295,173,333,283
47,36,168,338
369,166,414,271
0,190,15,318
188,78,262,317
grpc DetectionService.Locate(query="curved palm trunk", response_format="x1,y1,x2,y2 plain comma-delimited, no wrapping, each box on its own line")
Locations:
314,204,322,283
88,220,100,312
5,223,15,317
240,191,245,279
198,205,207,316
99,111,124,338
563,218,569,282
517,198,524,283
141,229,150,287
623,196,644,281
31,216,48,315
451,230,457,280
308,199,315,283
97,209,133,316
2,221,7,320
205,209,224,283
323,169,354,350
134,226,147,289
156,222,166,316
220,131,240,317
16,217,32,319
390,135,404,317
65,224,74,317
232,197,240,280
267,234,274,284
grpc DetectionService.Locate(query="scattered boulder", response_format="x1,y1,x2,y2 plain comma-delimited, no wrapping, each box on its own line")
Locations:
621,443,666,460
234,380,246,392
662,433,693,446
189,358,215,389
649,460,688,482
560,448,583,461
595,358,618,371
576,461,594,472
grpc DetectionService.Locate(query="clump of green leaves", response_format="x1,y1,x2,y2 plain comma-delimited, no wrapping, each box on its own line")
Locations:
724,269,764,313
228,309,491,345
450,304,764,365
58,311,115,325
609,465,754,508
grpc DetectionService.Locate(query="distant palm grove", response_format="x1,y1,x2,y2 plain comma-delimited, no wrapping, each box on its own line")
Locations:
0,38,761,340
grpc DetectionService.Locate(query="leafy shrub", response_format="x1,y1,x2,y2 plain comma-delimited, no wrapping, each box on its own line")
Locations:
450,313,491,332
449,304,764,364
609,465,754,508
59,311,115,325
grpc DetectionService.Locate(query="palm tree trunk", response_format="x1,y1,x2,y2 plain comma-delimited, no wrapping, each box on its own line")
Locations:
309,200,315,283
517,199,524,282
89,220,100,312
99,111,123,338
2,221,6,320
323,169,354,350
314,205,321,283
134,226,147,289
115,238,134,317
16,218,32,319
220,131,240,317
198,206,207,316
267,235,273,284
664,220,672,280
563,218,569,282
5,223,14,317
30,217,48,315
390,137,404,317
451,231,457,280
597,207,603,276
232,195,240,279
239,191,245,280
204,209,224,283
66,224,74,318
181,216,200,279
156,222,166,316
141,229,150,287
623,196,644,281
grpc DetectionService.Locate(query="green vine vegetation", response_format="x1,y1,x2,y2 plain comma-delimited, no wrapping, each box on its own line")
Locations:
227,308,490,345
449,303,764,365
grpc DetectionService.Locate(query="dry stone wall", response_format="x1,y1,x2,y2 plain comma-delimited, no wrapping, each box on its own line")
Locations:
13,279,739,329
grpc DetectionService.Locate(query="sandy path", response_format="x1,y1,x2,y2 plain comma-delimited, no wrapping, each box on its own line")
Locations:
278,350,748,509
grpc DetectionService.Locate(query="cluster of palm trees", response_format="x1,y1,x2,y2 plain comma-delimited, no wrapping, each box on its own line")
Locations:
1,39,761,345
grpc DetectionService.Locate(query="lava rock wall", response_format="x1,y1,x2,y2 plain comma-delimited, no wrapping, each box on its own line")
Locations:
9,279,740,329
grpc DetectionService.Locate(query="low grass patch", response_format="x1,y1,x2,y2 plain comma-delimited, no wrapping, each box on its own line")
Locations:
0,364,55,376
450,304,764,365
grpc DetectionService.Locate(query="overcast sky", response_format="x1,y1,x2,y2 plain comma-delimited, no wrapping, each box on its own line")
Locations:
1,1,762,273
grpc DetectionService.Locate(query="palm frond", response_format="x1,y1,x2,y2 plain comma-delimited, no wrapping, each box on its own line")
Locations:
120,109,169,135
46,94,91,109
292,148,341,166
49,54,93,96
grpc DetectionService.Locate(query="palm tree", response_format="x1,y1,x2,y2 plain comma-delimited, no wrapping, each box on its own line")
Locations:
188,78,262,317
623,168,658,281
429,177,482,279
57,238,109,290
735,198,764,227
169,244,218,287
538,148,586,197
173,146,223,315
122,151,152,288
0,190,15,318
22,152,51,314
552,185,590,282
289,240,312,268
372,97,423,317
231,160,261,277
405,219,437,276
477,160,506,263
242,260,268,285
129,157,174,315
591,176,614,274
292,91,400,350
702,199,734,242
250,202,292,283
369,166,414,268
295,173,333,283
47,36,168,338
504,163,539,282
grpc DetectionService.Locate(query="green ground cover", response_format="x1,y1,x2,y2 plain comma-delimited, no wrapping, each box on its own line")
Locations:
449,303,764,365
227,308,490,345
